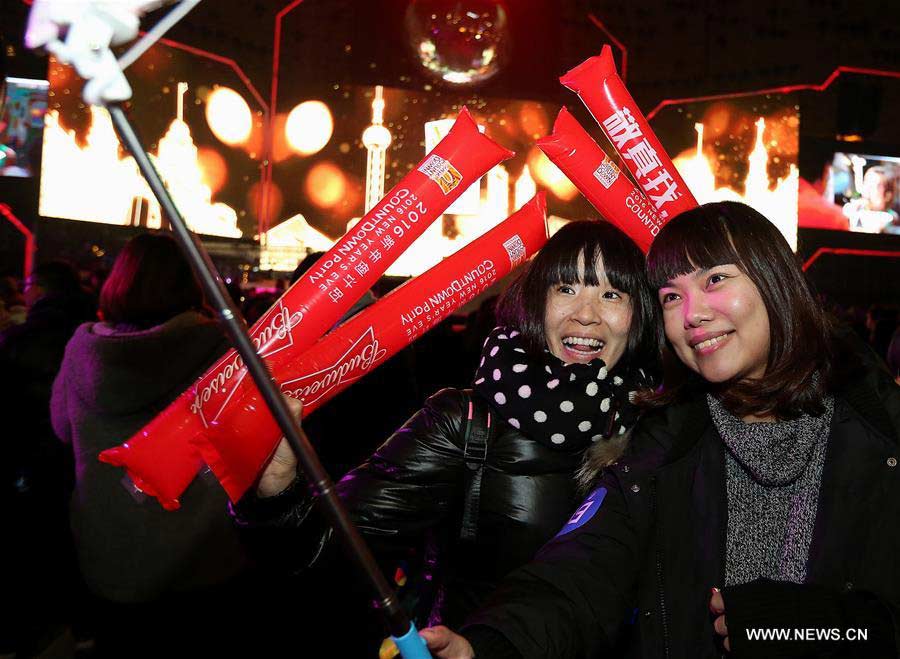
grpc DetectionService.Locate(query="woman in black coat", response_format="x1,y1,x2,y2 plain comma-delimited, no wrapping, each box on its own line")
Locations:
238,219,660,631
425,201,900,658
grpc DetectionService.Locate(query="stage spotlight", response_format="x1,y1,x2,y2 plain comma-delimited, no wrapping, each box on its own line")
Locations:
205,86,252,146
286,100,333,156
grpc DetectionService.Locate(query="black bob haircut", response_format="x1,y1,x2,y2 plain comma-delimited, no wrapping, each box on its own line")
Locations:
497,220,659,371
100,232,205,328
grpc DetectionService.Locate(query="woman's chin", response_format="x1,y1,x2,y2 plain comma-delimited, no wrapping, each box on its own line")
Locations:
697,363,742,384
695,356,766,385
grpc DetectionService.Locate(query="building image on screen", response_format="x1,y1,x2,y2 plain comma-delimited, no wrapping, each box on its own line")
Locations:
653,94,800,249
39,47,264,239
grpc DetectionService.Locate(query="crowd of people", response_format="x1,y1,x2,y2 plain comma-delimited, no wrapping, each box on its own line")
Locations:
0,200,898,658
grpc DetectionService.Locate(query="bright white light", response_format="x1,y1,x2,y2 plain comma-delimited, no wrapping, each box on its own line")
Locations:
40,107,242,238
672,117,798,250
205,86,252,146
260,214,335,272
285,100,333,156
362,124,392,150
514,165,537,211
528,149,578,201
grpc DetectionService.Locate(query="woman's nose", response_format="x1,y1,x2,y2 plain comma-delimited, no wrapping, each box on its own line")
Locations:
682,293,713,328
572,297,602,325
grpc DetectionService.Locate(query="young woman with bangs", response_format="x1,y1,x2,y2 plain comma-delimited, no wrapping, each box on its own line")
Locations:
241,220,660,637
423,201,900,659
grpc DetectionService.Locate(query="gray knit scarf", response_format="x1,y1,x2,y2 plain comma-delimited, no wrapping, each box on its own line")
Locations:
707,393,834,586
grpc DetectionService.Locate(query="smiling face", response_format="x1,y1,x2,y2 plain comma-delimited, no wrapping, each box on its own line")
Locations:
543,256,633,368
659,264,770,383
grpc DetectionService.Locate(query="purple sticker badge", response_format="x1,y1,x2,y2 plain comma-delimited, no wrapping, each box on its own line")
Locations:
557,486,607,536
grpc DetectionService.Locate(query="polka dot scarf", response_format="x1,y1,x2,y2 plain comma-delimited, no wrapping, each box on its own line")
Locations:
473,326,649,452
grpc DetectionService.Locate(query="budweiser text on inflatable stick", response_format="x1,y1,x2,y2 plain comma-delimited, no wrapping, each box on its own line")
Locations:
99,107,514,511
196,194,549,503
561,46,698,219
538,108,664,253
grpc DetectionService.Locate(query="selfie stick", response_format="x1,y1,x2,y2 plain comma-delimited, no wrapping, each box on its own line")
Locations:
24,2,429,656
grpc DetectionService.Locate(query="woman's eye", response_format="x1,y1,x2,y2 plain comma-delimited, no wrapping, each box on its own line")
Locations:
707,273,728,287
660,292,679,305
602,291,622,300
557,284,575,295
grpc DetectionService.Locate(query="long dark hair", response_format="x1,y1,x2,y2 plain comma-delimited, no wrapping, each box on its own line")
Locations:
100,233,205,328
645,201,831,418
497,220,660,373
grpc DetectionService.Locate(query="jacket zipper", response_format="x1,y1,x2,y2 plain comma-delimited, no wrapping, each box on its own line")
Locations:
650,477,671,659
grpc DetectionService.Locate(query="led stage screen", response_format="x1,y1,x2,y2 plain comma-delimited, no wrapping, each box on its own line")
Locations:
39,45,265,239
1,77,49,178
652,93,800,248
267,87,800,274
826,152,900,234
265,84,601,274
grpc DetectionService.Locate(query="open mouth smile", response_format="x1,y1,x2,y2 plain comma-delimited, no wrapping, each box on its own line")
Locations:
561,336,605,356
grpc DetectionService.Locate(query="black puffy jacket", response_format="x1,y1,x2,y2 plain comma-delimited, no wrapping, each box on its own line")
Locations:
235,387,587,627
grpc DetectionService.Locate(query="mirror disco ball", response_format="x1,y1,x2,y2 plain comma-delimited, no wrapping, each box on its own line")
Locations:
405,0,510,86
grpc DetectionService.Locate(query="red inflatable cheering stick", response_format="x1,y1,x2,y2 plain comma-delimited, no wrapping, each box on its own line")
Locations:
197,194,549,503
561,46,698,220
538,108,664,253
100,107,513,510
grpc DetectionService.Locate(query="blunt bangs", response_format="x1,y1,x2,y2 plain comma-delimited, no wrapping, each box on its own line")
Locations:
526,221,649,320
646,204,747,292
541,221,646,297
546,239,603,288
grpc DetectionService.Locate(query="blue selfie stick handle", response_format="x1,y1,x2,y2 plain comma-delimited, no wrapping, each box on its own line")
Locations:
392,621,432,659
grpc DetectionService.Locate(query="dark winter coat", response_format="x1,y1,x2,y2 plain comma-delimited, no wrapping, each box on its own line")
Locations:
464,344,900,658
51,311,247,603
